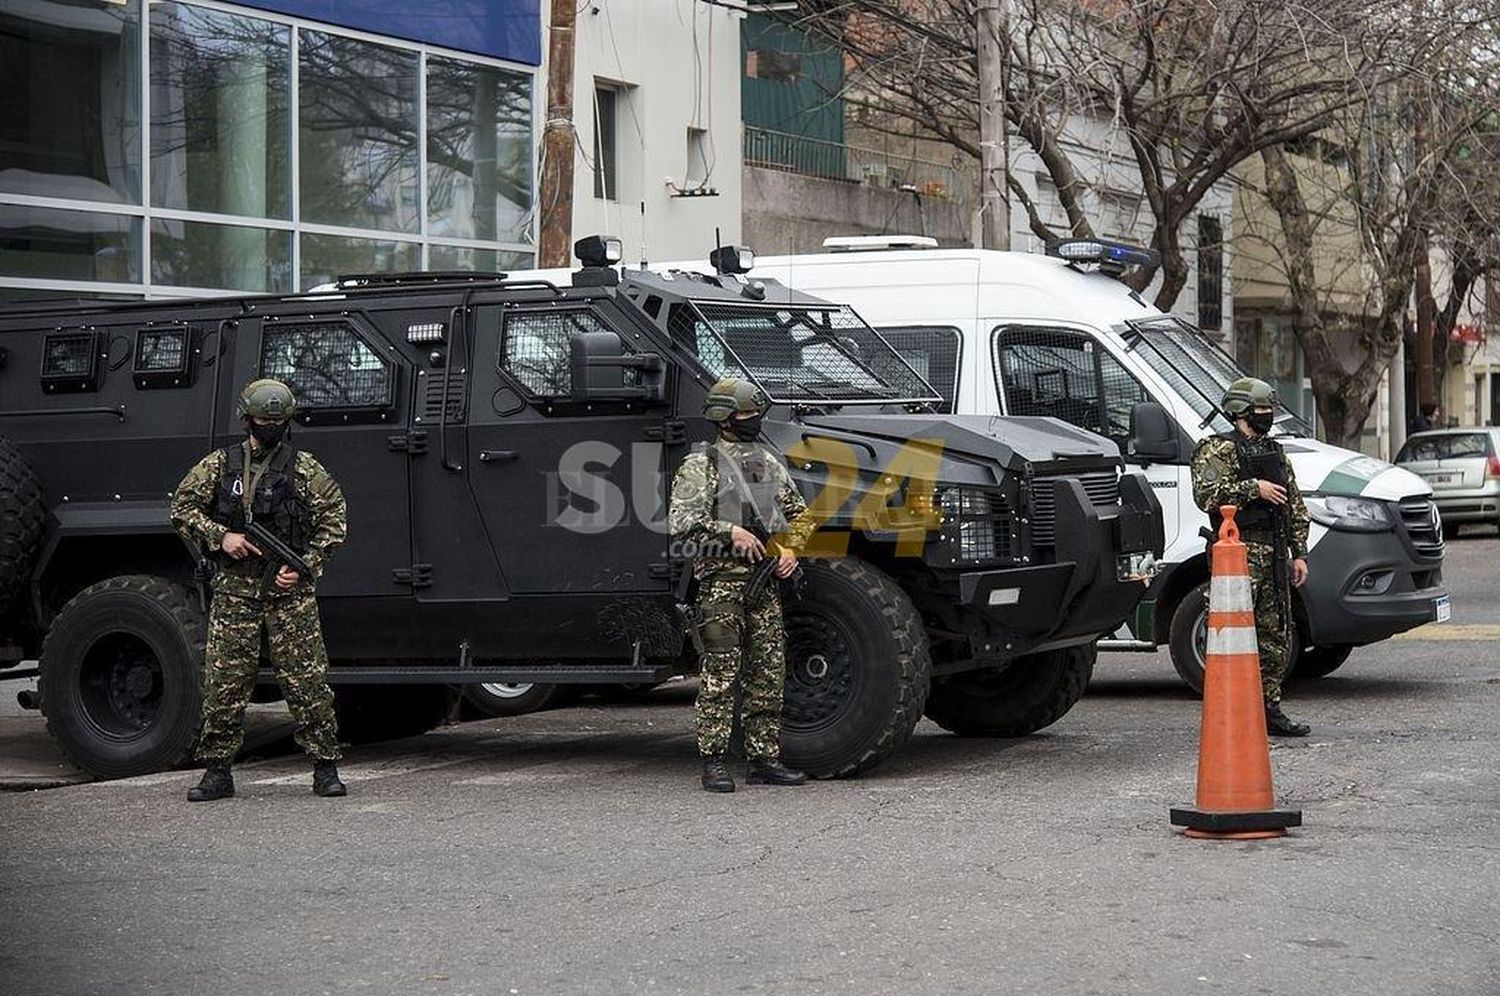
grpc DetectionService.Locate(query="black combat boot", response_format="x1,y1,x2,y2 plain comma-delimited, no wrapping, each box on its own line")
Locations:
1265,701,1311,738
312,760,347,797
186,764,234,802
701,755,735,793
746,757,808,786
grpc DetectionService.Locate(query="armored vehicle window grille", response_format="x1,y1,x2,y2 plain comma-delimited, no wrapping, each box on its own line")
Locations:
41,330,104,393
877,326,960,412
689,303,940,404
1028,471,1121,547
502,309,628,398
939,487,1013,564
260,321,392,410
665,303,749,380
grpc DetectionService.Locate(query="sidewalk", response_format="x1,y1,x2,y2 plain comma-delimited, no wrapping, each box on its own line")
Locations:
0,672,299,791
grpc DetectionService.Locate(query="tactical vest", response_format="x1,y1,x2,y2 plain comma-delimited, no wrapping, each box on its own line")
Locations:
210,443,311,556
1207,431,1287,535
706,441,787,534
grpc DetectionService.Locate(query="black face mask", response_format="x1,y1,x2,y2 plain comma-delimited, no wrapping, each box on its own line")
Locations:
1245,411,1275,436
724,414,764,441
248,420,290,448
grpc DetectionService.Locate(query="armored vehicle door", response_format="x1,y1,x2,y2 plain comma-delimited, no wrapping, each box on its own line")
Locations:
245,311,412,598
466,303,675,596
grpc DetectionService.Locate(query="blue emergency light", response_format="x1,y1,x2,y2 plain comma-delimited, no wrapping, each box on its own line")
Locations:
1046,238,1160,274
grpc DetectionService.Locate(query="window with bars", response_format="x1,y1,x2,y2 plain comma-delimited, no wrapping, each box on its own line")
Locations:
994,326,1150,450
501,309,628,399
876,326,961,411
259,320,392,409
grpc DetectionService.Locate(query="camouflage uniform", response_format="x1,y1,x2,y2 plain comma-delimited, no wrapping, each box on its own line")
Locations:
1190,434,1310,703
668,439,817,759
170,442,348,762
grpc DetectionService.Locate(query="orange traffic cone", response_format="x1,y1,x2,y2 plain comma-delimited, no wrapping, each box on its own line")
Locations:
1170,506,1302,839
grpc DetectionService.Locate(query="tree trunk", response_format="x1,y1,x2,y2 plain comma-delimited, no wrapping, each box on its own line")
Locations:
537,0,577,268
1414,232,1437,408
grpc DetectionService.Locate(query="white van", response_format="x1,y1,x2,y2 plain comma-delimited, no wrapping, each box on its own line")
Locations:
729,239,1450,689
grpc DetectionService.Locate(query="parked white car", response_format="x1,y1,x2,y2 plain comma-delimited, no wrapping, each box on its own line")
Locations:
1395,427,1500,538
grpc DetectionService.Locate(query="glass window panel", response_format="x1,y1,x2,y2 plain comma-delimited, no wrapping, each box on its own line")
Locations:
149,3,290,218
300,232,418,289
0,203,139,282
427,58,533,243
260,320,392,409
428,245,533,273
298,30,419,233
0,0,141,203
592,86,617,200
151,219,291,292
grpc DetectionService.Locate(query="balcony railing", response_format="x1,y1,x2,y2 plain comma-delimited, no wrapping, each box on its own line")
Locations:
743,126,966,204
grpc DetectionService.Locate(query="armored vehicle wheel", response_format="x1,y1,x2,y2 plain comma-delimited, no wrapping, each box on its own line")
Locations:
923,643,1095,737
461,681,561,718
333,684,455,743
39,576,206,779
0,434,45,607
1168,581,1300,694
780,558,930,779
1292,643,1353,680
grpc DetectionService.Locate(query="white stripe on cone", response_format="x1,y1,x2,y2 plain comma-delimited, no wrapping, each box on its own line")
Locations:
1207,625,1259,656
1210,575,1254,613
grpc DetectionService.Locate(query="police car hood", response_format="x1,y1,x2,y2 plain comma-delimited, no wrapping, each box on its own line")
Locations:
789,413,1121,479
1276,437,1431,500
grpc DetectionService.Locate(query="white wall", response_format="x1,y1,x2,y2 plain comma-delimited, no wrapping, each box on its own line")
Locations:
555,0,743,266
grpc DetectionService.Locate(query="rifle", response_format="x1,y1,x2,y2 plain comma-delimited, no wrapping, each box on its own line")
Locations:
244,520,313,594
673,560,705,657
742,517,803,605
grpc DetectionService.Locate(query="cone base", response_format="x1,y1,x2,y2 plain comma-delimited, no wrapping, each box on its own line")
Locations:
1169,806,1302,835
1183,828,1286,840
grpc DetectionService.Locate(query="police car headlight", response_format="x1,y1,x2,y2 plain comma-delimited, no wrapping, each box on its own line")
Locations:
1304,494,1390,532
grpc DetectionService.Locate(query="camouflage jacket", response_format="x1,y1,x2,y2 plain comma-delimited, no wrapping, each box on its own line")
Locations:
170,441,348,597
668,439,817,579
1190,434,1309,559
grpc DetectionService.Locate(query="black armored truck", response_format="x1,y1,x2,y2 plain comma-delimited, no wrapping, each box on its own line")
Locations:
0,238,1163,780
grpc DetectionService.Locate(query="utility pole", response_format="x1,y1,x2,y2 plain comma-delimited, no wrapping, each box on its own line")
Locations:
538,0,577,267
976,0,1011,250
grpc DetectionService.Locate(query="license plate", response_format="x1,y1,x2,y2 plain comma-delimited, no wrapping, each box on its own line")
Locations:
1434,594,1451,624
1424,472,1459,486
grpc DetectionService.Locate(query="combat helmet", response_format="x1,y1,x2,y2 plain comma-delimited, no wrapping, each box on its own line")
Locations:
1221,376,1277,417
703,378,770,422
236,378,298,420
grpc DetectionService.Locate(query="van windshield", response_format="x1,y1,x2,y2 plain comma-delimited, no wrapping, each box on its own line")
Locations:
1125,317,1313,436
677,302,942,404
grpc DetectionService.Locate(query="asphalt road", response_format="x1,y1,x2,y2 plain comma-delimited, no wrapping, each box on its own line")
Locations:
2,529,1497,996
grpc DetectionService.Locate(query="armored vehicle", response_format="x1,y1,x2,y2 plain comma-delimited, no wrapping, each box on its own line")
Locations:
0,239,1162,780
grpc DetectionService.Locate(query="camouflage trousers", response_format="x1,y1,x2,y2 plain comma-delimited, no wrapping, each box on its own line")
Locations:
1243,542,1292,704
695,572,787,759
197,590,341,763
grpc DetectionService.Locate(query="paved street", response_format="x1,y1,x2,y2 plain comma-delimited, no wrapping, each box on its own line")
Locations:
2,529,1497,996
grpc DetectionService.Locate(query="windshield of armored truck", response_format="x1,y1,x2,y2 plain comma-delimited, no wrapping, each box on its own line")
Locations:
1128,317,1313,436
684,302,941,404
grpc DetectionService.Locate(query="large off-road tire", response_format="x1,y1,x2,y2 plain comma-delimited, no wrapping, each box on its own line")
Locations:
1292,643,1353,680
924,643,1095,737
39,576,206,779
780,558,930,779
0,435,46,607
333,684,455,743
1168,581,1300,694
460,681,561,719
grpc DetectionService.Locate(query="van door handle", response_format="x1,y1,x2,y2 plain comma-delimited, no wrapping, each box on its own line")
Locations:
478,449,517,463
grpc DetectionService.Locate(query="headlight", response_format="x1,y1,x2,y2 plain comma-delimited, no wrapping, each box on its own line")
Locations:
938,487,1001,562
1304,494,1390,532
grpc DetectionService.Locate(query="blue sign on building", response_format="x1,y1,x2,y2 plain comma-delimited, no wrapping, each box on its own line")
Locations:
236,0,542,65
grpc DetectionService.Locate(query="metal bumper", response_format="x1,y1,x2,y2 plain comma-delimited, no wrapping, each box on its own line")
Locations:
1300,525,1448,646
956,473,1164,655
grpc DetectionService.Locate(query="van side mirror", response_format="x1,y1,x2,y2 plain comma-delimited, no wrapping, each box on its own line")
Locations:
1128,401,1179,463
569,331,665,403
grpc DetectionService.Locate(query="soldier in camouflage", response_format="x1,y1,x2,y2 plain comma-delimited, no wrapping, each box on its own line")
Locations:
170,379,350,800
668,378,818,792
1191,376,1313,737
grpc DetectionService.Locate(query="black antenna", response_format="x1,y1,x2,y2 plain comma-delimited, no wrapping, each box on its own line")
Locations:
715,226,723,253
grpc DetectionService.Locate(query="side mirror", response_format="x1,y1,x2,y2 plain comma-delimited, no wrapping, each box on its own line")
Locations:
569,331,665,403
1128,401,1178,463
